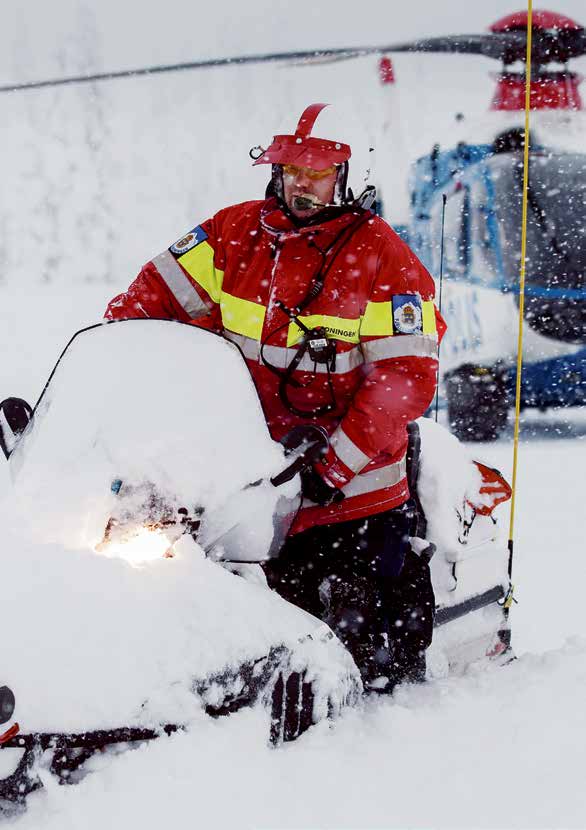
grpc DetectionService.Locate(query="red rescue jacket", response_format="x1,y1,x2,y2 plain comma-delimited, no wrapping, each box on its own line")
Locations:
106,199,446,533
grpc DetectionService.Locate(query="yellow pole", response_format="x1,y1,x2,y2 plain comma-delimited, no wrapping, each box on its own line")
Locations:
506,0,533,588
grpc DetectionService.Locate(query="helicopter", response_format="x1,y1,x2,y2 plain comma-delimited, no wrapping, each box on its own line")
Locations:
376,10,586,441
1,9,585,443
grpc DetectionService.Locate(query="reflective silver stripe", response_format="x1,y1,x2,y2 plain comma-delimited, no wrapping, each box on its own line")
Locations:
152,250,211,318
223,332,364,375
330,427,371,474
362,334,438,362
224,331,259,360
342,456,407,498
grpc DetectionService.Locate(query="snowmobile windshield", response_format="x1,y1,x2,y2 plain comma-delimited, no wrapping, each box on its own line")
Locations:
489,150,586,343
7,320,301,561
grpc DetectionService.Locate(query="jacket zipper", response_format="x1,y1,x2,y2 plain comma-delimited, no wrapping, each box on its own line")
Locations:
265,236,284,324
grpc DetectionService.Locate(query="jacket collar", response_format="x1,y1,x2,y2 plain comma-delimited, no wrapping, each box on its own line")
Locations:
260,198,363,241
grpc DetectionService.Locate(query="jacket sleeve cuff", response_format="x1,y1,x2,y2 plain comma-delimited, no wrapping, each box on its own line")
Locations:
313,445,355,489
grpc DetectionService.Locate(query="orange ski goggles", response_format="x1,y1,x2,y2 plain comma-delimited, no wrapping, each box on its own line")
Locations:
281,163,338,180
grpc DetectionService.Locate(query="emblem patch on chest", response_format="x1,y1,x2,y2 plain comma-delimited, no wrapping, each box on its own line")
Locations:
392,294,423,335
169,225,208,256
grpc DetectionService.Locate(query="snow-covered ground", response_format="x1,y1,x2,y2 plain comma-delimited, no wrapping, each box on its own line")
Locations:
14,637,586,830
1,1,586,827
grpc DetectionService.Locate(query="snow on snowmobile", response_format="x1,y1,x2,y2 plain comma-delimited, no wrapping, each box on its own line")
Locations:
0,319,512,809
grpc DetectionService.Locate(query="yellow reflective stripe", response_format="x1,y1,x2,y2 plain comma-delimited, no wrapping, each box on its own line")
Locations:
220,292,266,340
177,240,224,304
360,301,393,337
422,300,437,334
287,315,360,347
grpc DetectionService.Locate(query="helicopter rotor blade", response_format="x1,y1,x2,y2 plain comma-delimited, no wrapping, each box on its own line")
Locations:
377,33,527,63
0,38,517,96
1,27,585,96
380,28,586,66
0,46,392,95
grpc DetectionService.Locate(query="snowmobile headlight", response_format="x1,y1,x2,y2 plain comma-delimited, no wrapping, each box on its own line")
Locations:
95,527,172,566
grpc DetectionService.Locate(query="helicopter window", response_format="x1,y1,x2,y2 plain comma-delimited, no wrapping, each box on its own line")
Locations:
467,178,501,285
460,189,471,271
487,151,586,343
440,186,470,279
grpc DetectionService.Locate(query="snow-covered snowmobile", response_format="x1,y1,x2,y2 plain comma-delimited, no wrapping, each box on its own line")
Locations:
0,319,513,809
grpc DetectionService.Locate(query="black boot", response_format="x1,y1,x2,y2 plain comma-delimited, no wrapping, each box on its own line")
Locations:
384,547,435,687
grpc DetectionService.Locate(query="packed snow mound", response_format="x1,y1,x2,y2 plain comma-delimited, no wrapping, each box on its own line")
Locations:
4,320,297,556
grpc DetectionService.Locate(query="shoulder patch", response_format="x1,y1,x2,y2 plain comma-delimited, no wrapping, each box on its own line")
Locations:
392,294,423,334
169,225,208,257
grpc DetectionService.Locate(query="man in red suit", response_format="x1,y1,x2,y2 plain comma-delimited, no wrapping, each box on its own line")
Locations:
106,103,446,691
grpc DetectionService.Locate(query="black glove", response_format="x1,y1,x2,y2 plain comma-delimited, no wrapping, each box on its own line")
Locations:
301,467,345,507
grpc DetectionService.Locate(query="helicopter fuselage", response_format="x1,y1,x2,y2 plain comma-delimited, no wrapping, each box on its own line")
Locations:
398,135,586,430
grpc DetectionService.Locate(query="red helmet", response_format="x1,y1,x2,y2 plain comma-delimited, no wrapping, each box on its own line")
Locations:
253,103,352,171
